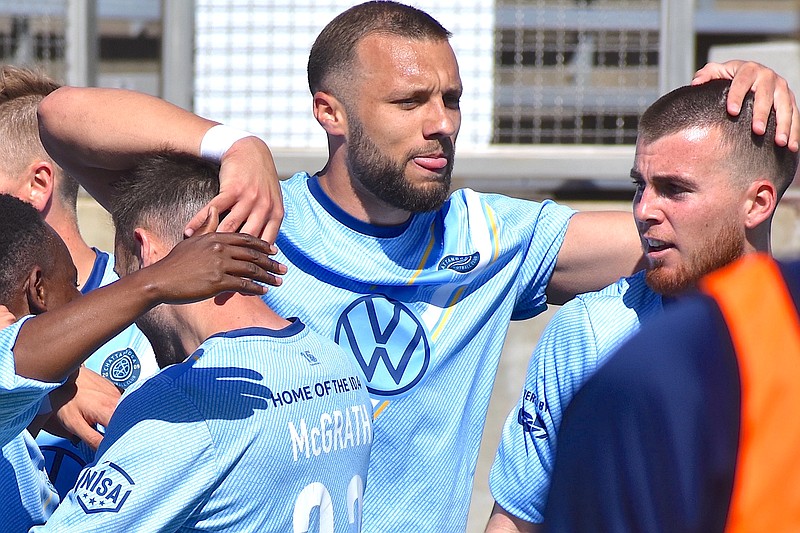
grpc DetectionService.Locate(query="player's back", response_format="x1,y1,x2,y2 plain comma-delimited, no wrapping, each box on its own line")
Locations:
35,320,373,532
185,322,374,531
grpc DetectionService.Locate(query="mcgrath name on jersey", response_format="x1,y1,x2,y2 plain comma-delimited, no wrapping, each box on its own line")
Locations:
289,404,373,462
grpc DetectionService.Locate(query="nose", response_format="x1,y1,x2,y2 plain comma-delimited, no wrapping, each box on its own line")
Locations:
423,99,459,139
633,185,662,226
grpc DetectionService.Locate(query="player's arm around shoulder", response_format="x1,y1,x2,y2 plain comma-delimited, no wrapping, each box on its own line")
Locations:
546,211,643,305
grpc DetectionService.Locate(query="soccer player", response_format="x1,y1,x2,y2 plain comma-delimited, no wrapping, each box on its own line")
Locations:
486,78,798,532
544,253,800,532
34,153,372,532
0,192,278,530
35,2,800,530
0,65,157,495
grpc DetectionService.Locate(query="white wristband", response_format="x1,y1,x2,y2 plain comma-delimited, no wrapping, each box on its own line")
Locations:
199,124,255,163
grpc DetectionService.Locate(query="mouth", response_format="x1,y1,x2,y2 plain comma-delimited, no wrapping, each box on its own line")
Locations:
412,154,450,172
642,236,675,256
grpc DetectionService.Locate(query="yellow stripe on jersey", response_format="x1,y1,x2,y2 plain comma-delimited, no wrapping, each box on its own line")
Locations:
431,286,467,341
373,400,390,419
485,204,500,263
408,221,438,285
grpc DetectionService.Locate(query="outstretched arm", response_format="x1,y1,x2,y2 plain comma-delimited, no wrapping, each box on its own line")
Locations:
37,87,284,242
693,60,799,151
13,231,279,383
546,211,644,304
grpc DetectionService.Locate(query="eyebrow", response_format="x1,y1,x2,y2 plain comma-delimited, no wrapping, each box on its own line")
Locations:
629,169,697,189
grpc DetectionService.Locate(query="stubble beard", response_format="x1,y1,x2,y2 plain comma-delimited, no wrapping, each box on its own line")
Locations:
345,115,453,213
645,220,746,296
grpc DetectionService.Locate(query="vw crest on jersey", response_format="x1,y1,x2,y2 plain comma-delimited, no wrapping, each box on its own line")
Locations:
438,251,480,273
335,294,430,397
75,461,135,514
101,348,141,389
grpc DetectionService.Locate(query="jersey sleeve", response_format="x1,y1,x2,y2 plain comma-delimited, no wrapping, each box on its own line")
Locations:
543,296,740,533
489,296,601,523
0,316,64,447
503,198,575,320
32,375,218,532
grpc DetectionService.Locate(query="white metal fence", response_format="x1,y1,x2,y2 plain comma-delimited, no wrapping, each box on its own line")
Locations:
1,0,798,190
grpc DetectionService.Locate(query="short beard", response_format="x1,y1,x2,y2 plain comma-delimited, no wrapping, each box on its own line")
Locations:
345,114,453,213
136,307,186,369
645,221,745,296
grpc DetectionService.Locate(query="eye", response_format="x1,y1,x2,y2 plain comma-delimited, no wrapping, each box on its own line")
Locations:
394,98,421,110
659,182,690,198
443,94,461,110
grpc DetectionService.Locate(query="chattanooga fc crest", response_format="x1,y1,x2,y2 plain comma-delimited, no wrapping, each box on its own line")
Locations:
335,294,431,397
101,348,141,389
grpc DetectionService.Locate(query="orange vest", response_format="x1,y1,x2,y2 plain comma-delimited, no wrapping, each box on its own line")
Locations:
700,254,800,532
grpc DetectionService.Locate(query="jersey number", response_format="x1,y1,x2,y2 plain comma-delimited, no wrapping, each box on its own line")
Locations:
293,475,364,533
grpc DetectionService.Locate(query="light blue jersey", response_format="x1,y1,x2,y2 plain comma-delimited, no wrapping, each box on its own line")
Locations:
36,249,158,498
489,272,663,522
264,173,575,531
0,317,63,530
35,320,372,532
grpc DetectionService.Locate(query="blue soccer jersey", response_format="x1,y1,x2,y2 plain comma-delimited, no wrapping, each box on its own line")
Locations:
35,320,372,532
36,249,158,498
0,317,63,529
263,173,575,531
489,272,663,522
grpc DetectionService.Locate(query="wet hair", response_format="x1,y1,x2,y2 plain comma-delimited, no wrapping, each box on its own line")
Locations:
0,193,53,304
307,1,451,97
0,65,79,213
639,79,798,198
111,152,221,255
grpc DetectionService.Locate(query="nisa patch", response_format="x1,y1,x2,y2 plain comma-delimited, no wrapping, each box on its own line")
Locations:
438,252,480,273
101,348,141,389
75,461,135,514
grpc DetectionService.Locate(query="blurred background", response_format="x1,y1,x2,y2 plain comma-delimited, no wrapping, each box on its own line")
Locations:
2,1,798,531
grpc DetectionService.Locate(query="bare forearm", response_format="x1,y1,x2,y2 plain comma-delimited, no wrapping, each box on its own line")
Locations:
14,270,160,383
547,210,645,304
485,503,542,533
37,86,215,209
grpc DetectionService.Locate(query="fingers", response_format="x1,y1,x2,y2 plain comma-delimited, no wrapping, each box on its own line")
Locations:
261,204,283,244
0,304,16,328
69,422,105,451
772,77,800,151
691,60,740,86
697,60,799,151
193,206,220,236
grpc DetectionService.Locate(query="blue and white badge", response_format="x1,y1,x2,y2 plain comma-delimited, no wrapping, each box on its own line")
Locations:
101,348,141,389
75,461,135,514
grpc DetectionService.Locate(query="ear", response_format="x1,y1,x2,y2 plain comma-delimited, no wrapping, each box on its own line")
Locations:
312,91,347,137
133,228,164,268
23,161,55,213
24,266,48,314
743,179,777,229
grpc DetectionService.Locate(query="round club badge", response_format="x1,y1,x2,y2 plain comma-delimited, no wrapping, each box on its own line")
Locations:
101,348,142,389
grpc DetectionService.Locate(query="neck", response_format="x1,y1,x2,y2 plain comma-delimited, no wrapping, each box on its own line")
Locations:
171,294,292,356
44,211,97,290
747,224,772,256
317,146,412,226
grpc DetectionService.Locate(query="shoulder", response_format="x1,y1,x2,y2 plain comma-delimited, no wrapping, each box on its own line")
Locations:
448,188,576,223
579,292,735,412
547,272,660,343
